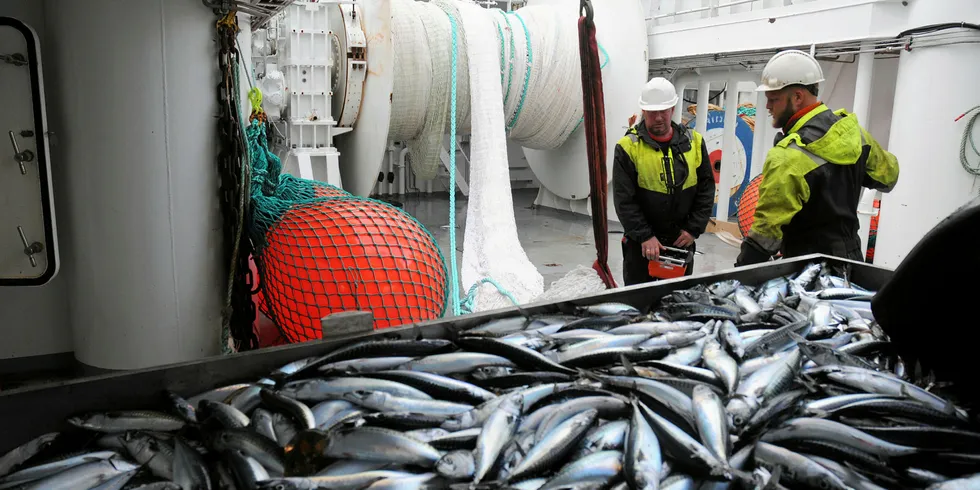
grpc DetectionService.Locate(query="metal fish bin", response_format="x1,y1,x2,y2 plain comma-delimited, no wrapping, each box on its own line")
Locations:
0,254,895,456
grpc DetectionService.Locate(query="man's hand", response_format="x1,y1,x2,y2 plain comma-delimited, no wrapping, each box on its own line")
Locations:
674,230,695,248
735,238,772,267
628,113,637,127
641,237,665,261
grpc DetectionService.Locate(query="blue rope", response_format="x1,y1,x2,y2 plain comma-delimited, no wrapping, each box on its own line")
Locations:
498,11,516,112
447,10,461,317
507,11,533,132
460,278,521,315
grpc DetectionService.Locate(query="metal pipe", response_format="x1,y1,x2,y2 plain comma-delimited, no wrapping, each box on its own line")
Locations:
653,0,757,19
650,0,886,34
716,78,740,220
852,42,875,133
852,41,878,258
672,68,762,87
695,80,711,136
399,147,409,195
386,145,396,195
750,88,769,181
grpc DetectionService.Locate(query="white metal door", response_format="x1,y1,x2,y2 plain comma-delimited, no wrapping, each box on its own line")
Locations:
0,17,58,286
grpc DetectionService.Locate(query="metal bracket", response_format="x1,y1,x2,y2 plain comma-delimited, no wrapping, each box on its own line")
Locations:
1,52,27,66
8,130,34,175
321,310,374,337
16,226,44,268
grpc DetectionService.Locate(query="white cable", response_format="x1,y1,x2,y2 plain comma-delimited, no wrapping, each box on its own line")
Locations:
534,265,608,304
455,0,544,312
389,0,432,142
389,0,584,161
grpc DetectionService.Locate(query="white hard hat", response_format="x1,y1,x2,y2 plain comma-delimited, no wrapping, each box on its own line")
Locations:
639,77,679,111
755,50,825,92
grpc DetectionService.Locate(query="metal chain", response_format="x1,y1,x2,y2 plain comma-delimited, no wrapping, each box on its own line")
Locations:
216,14,259,352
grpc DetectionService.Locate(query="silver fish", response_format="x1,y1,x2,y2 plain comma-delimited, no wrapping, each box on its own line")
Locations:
343,390,473,416
719,320,744,361
761,417,921,457
120,432,174,481
318,357,417,374
507,409,599,482
707,279,741,298
625,401,661,490
473,392,522,482
0,451,118,487
806,454,888,490
701,339,739,394
556,334,653,362
692,385,729,463
315,460,392,477
575,420,629,459
280,377,432,402
753,442,849,490
636,401,728,481
254,472,398,490
534,396,629,443
539,450,623,490
321,427,443,467
0,432,58,478
17,457,138,490
399,352,517,375
435,450,476,480
67,411,186,433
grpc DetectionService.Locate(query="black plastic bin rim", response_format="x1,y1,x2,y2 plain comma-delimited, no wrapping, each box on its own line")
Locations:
0,254,893,454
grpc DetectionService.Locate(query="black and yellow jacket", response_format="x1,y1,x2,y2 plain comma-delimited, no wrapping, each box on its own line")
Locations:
613,120,716,246
740,103,900,263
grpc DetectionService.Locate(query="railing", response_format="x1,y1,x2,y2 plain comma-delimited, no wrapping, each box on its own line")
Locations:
646,0,824,26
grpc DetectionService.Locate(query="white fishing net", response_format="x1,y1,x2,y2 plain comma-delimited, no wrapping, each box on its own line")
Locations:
387,0,608,313
389,0,431,142
455,0,543,312
495,6,584,150
534,265,609,304
390,0,471,180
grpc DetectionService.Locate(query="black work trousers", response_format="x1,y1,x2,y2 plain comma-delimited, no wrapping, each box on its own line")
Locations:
621,236,695,287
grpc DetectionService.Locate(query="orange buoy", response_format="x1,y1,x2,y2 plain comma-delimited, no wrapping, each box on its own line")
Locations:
255,197,448,342
737,174,764,238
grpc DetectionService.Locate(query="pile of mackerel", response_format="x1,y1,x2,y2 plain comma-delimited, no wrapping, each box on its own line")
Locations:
2,261,978,490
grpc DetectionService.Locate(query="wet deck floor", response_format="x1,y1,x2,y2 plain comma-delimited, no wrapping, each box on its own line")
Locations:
400,188,742,310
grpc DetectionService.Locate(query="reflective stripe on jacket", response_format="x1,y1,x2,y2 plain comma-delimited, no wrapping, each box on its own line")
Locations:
747,103,900,257
613,120,716,246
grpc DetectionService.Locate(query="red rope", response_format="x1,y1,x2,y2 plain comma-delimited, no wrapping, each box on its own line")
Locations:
578,2,617,289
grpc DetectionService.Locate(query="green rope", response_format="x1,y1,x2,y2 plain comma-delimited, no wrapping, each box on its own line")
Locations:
498,11,516,107
460,278,521,315
447,9,462,316
507,11,533,132
492,10,610,140
738,106,756,118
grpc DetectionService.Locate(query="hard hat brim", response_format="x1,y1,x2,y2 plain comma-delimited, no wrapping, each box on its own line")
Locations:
639,99,678,112
639,103,676,111
755,78,826,92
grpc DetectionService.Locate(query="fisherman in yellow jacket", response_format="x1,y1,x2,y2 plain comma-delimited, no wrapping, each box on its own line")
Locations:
736,50,900,266
614,77,716,286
